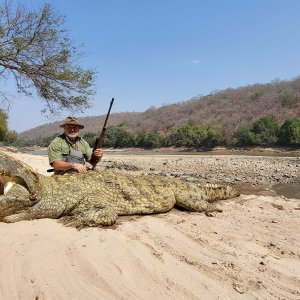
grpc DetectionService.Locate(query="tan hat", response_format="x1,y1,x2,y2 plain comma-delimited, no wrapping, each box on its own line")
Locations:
59,117,84,129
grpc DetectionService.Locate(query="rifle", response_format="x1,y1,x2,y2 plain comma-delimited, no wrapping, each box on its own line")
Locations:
90,97,114,169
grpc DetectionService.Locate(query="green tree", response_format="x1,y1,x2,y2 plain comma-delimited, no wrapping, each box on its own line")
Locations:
4,130,18,144
176,119,199,147
176,121,222,148
83,132,98,147
280,91,298,108
205,125,222,148
41,133,60,147
114,130,136,147
250,91,263,101
0,1,95,114
136,132,163,148
252,116,279,145
0,109,8,141
278,117,300,146
233,126,256,146
105,126,136,148
11,138,32,147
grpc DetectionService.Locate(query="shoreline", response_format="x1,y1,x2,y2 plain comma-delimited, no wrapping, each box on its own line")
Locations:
1,145,300,157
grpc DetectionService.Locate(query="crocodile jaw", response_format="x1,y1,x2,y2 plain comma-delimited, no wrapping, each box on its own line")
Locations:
0,181,37,221
0,151,41,195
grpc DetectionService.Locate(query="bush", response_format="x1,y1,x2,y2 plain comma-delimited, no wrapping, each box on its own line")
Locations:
104,126,136,148
250,91,263,101
278,117,300,146
176,121,222,148
252,116,279,145
135,132,164,148
205,125,223,148
233,126,256,146
3,130,18,144
0,110,8,141
280,91,298,108
83,132,99,147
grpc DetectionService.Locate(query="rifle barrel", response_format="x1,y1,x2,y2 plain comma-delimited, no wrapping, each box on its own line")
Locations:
90,97,115,168
102,98,114,129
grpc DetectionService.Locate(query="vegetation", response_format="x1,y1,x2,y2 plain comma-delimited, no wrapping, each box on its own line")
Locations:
278,118,300,146
175,119,222,148
280,91,298,108
0,109,17,143
8,116,300,149
0,110,7,141
0,1,95,114
105,125,136,148
233,116,278,146
99,116,297,149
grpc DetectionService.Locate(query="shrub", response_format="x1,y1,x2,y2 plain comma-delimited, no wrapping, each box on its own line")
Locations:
252,116,279,145
280,91,298,108
250,91,263,101
278,117,300,146
233,126,256,146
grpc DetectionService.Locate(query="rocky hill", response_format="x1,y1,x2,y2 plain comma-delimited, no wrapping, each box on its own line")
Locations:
19,77,300,141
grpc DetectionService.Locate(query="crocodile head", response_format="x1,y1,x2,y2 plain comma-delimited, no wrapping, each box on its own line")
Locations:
0,181,38,220
0,151,41,219
0,151,41,193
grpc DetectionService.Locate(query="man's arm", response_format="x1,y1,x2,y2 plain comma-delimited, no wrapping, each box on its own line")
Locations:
52,147,103,173
52,160,87,173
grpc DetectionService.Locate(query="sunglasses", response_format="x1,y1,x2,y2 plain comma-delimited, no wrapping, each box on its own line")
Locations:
64,125,80,130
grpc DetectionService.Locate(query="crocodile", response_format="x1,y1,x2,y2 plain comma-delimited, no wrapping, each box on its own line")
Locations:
0,151,239,227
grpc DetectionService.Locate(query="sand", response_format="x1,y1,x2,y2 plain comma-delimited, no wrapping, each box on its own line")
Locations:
0,150,299,300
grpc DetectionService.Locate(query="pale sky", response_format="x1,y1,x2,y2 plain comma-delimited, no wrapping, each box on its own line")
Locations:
3,0,300,132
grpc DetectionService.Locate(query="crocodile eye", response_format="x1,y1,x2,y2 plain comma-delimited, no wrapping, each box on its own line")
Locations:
30,192,37,201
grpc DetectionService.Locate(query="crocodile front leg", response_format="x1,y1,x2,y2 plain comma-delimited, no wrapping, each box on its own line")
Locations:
64,195,118,227
64,204,118,227
3,203,62,223
3,193,66,223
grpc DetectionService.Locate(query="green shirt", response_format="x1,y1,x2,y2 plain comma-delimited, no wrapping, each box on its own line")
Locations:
48,134,92,165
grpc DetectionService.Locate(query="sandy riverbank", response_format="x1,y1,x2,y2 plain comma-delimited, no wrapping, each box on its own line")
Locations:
0,150,299,299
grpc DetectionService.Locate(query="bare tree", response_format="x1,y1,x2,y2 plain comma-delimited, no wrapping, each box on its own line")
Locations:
0,1,96,114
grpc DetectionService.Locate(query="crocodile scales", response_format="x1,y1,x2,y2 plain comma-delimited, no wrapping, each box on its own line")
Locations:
0,151,239,227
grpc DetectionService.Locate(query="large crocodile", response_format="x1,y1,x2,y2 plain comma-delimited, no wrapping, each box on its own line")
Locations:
0,151,239,227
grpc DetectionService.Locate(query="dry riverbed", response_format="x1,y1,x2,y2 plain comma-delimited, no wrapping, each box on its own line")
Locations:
102,150,300,199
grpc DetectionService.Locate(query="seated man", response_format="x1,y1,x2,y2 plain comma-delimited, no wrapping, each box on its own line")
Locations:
48,117,103,174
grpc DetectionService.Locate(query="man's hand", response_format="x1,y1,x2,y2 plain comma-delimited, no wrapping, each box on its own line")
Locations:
89,148,103,170
93,148,103,159
53,160,88,173
72,163,88,173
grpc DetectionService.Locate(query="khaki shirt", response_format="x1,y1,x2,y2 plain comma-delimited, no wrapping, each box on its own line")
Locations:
48,134,92,166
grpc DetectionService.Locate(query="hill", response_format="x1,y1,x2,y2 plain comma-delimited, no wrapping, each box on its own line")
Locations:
19,77,300,141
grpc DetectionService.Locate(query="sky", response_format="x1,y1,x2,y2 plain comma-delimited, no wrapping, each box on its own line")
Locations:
3,0,300,132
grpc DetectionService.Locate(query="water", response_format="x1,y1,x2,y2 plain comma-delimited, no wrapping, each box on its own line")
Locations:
30,149,48,156
272,183,300,199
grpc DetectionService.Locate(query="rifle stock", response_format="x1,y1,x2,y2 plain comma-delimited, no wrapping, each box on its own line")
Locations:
90,98,114,169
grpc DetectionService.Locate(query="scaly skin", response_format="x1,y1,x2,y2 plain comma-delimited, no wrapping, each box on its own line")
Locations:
0,151,239,227
0,182,37,220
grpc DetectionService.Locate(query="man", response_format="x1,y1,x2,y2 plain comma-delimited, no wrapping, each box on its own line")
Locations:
48,117,103,174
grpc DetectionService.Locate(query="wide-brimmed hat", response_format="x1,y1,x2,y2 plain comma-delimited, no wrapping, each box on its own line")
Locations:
59,117,84,129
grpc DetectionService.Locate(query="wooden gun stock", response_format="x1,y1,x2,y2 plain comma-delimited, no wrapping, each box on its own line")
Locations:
90,98,114,169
